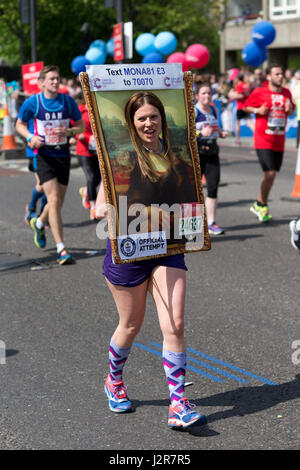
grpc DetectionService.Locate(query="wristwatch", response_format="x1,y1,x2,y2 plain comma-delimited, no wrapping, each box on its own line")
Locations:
26,133,34,142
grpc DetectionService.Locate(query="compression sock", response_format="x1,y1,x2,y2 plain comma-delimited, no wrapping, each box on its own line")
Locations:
109,338,131,383
29,187,43,211
163,349,186,404
39,193,47,214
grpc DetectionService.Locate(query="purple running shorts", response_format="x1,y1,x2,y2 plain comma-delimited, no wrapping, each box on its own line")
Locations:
102,239,187,287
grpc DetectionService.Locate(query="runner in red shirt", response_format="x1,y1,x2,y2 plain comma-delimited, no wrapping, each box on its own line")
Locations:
74,92,101,220
233,73,254,145
244,63,295,222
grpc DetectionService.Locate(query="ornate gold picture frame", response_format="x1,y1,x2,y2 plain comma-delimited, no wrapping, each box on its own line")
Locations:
80,66,210,263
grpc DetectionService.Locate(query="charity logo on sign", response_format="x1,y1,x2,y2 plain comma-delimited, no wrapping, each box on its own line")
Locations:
119,236,136,258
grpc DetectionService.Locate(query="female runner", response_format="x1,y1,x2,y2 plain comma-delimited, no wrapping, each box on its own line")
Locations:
96,91,207,430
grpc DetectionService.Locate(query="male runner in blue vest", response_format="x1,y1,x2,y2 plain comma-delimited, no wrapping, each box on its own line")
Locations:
16,65,85,264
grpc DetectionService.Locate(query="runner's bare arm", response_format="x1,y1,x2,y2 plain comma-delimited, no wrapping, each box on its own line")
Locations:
95,181,108,220
285,99,295,116
244,103,269,115
68,118,85,136
15,118,44,148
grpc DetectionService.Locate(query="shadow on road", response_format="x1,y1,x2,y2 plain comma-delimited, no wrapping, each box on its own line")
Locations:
64,219,98,229
208,218,292,244
210,234,264,243
35,247,105,262
194,374,300,425
0,248,106,274
132,375,300,437
5,349,19,358
218,199,256,208
220,159,257,167
224,218,290,230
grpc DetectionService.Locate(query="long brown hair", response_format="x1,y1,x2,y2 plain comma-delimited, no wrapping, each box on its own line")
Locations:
124,91,175,182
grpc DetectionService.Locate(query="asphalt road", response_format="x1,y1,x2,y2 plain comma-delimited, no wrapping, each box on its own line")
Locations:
0,143,299,451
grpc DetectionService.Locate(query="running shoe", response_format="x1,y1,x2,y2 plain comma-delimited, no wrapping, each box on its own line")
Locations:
168,398,207,430
79,186,90,210
24,204,35,225
30,217,46,248
90,208,97,221
57,248,73,265
289,219,300,251
208,222,225,236
250,201,272,223
104,374,133,413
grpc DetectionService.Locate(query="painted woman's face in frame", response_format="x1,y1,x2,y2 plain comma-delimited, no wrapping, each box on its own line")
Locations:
133,103,162,151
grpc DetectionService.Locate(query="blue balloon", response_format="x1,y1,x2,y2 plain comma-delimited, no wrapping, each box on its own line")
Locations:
71,55,90,75
242,42,266,67
154,32,177,55
89,39,107,51
135,33,156,56
85,47,107,65
106,38,114,56
252,21,276,47
142,52,165,64
261,47,267,63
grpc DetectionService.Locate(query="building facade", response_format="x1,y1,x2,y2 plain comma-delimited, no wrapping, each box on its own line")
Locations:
220,0,300,72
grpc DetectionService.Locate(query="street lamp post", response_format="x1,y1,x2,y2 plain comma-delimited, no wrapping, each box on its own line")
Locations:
30,0,37,62
19,0,37,63
116,0,123,24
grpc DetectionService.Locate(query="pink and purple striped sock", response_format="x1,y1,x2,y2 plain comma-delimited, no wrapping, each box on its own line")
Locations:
163,349,186,405
108,338,131,383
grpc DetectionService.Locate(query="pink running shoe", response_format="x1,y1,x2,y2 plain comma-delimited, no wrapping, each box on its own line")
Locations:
104,374,133,413
79,186,90,210
208,222,225,236
168,398,207,429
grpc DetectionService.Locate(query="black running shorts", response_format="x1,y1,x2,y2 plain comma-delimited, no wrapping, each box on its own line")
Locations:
28,157,35,172
256,148,284,172
199,150,220,199
236,109,250,120
37,154,71,185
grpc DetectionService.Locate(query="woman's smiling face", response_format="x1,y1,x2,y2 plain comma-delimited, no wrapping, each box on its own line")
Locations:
197,86,212,106
133,103,162,151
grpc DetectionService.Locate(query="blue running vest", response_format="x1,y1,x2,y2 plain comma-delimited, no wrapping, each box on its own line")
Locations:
195,105,219,146
34,93,71,158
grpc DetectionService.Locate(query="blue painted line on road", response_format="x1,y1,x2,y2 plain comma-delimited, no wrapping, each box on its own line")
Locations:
133,341,277,386
185,345,277,386
133,343,224,383
150,342,248,384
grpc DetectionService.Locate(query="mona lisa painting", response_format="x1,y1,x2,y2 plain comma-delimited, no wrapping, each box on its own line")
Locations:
80,64,210,263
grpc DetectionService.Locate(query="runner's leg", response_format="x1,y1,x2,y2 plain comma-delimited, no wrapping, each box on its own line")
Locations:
40,178,67,244
148,266,206,427
149,266,186,352
258,170,276,205
106,278,148,348
104,278,148,411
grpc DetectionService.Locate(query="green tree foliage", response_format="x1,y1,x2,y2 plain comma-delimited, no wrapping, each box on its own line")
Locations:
0,0,221,77
0,0,30,66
